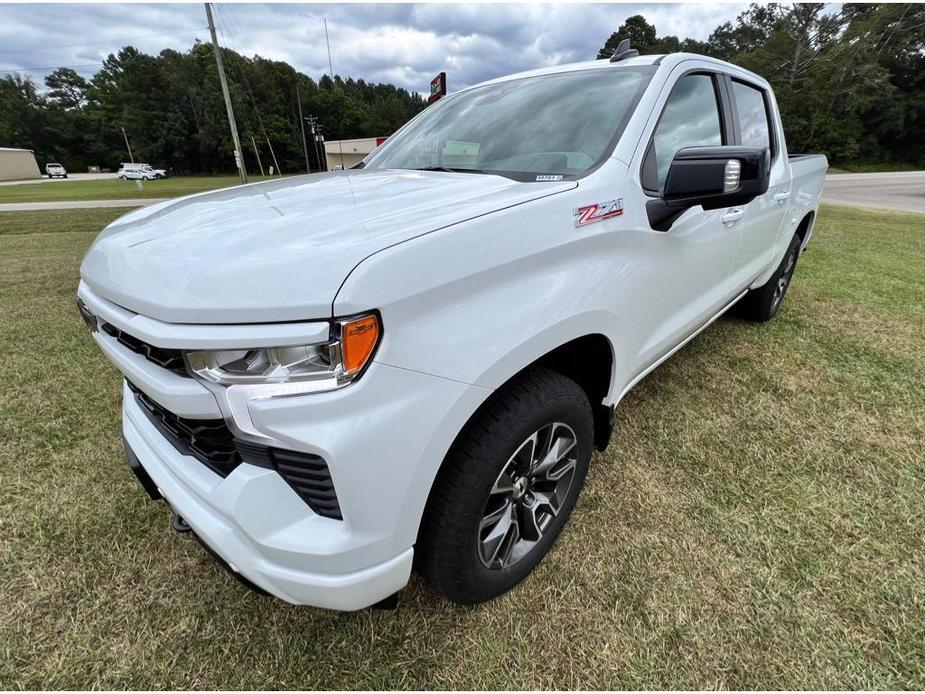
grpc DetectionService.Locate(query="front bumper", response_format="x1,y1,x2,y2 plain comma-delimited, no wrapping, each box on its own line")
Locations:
120,356,489,609
123,382,414,609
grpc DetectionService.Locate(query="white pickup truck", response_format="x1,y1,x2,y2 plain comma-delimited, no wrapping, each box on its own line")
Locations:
77,49,827,610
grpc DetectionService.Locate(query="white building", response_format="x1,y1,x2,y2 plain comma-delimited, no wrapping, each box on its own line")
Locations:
322,137,386,171
0,147,41,181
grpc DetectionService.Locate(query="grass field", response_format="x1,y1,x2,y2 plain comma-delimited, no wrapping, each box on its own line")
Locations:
0,175,277,204
0,205,923,688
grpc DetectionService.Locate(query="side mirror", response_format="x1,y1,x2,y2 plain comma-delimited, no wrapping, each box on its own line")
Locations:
646,146,770,231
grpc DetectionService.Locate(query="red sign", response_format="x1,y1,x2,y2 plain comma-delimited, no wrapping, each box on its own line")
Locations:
429,72,446,104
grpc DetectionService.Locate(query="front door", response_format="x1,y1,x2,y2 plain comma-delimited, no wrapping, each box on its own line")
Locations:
626,71,743,374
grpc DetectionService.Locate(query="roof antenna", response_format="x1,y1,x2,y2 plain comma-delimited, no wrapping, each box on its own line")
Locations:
610,38,639,62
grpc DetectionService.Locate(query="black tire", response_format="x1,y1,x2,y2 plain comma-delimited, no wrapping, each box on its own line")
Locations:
735,233,802,322
417,367,593,604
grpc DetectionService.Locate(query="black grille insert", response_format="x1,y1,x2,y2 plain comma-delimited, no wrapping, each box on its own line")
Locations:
102,322,189,377
237,441,343,520
130,382,240,476
129,383,342,520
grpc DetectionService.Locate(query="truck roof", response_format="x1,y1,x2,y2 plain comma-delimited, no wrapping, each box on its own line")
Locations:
460,52,768,93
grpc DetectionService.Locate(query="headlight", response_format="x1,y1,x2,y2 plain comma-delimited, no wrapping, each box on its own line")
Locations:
185,313,381,393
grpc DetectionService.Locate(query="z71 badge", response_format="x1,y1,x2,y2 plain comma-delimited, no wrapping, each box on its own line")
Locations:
573,198,624,228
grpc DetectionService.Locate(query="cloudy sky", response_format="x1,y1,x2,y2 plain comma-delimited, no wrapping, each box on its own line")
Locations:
0,3,748,94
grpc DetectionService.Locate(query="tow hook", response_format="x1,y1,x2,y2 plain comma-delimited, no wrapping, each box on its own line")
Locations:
171,512,192,533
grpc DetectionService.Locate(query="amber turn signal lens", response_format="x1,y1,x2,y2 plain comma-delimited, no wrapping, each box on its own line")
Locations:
340,314,380,375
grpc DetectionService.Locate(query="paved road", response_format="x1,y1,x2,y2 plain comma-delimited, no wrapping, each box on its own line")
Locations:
822,171,925,214
0,172,119,187
0,198,166,212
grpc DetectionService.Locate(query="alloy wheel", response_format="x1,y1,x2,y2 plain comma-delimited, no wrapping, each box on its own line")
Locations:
477,422,578,570
771,248,797,311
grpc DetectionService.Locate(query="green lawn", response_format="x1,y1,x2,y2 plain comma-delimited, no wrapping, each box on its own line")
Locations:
0,205,923,689
0,175,281,204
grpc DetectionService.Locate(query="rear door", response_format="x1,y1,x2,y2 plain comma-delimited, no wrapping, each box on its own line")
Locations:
724,77,791,287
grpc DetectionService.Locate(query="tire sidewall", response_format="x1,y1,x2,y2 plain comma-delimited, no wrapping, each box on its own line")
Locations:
452,379,593,600
767,235,801,319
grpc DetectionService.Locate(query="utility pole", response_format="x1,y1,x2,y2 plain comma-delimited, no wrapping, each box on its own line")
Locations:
296,84,310,173
121,126,134,164
265,135,281,176
305,115,323,171
205,2,247,184
250,135,264,177
315,123,327,171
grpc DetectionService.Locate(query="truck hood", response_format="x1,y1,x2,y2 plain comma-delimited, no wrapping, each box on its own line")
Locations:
81,170,575,323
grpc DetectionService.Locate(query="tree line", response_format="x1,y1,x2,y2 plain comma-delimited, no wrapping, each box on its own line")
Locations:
1,3,922,174
597,3,924,167
0,41,427,174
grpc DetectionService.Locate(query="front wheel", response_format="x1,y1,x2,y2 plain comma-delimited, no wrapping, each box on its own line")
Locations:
417,368,593,604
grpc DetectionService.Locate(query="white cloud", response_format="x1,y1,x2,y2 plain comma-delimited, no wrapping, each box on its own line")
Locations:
0,3,748,93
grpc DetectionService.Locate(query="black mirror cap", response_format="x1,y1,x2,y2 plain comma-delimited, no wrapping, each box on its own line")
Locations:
647,146,770,231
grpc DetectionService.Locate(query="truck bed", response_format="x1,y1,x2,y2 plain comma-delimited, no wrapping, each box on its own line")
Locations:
790,154,828,193
788,153,828,248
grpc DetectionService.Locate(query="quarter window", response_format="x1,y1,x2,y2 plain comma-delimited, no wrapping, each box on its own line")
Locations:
732,80,771,152
648,74,723,189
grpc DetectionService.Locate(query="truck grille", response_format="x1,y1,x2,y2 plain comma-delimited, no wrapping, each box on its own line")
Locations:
130,382,239,476
129,382,342,520
102,322,189,377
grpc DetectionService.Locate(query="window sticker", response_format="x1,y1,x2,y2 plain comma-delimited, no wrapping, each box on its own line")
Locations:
442,140,480,156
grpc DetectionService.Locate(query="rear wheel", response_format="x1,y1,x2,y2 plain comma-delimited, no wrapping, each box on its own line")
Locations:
418,368,593,604
736,233,801,322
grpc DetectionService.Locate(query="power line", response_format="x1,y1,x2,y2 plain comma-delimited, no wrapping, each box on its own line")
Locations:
214,6,278,172
219,4,259,57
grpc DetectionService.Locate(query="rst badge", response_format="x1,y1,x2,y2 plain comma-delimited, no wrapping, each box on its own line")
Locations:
573,198,624,228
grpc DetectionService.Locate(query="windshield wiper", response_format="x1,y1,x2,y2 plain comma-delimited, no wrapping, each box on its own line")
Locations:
411,166,490,174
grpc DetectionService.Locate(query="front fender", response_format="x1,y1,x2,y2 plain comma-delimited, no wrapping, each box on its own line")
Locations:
333,191,631,404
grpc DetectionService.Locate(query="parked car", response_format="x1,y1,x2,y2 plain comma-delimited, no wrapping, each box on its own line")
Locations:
77,48,827,611
45,163,67,178
117,163,167,180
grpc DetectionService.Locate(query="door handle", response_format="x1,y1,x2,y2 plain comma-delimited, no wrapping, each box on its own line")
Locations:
721,208,744,226
773,191,791,204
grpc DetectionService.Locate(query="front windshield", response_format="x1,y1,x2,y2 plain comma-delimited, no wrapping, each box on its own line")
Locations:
364,66,655,181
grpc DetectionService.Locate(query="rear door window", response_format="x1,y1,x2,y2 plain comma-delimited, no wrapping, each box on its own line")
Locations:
731,80,772,153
